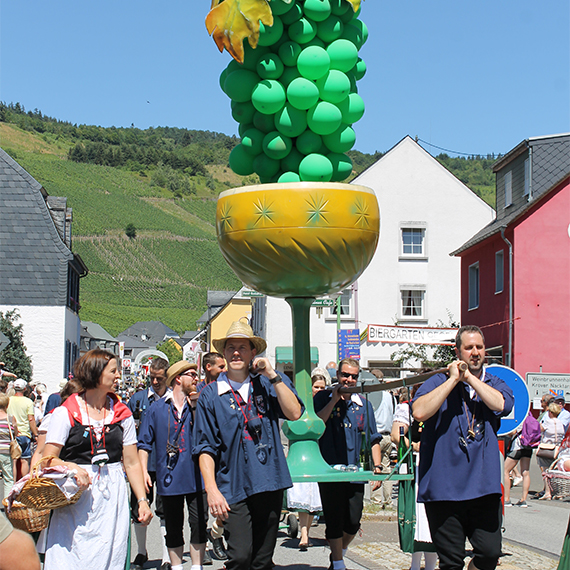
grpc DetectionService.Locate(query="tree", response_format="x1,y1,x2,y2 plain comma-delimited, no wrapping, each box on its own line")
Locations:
125,223,137,239
0,310,33,381
156,338,182,365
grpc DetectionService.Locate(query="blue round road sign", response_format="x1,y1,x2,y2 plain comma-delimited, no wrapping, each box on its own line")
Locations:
487,364,530,436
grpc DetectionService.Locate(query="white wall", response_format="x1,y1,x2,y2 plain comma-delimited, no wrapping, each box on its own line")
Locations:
264,137,495,372
0,304,81,394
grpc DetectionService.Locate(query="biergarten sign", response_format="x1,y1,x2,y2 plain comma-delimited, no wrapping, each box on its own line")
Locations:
367,324,458,346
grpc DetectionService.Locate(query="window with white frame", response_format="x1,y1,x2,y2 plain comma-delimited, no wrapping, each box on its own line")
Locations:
401,227,426,257
329,289,352,318
495,250,504,293
469,262,480,310
504,171,513,207
400,289,425,319
523,159,530,197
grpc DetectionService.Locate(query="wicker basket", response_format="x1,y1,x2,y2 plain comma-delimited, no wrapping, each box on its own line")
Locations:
17,455,83,510
2,499,50,533
544,469,570,499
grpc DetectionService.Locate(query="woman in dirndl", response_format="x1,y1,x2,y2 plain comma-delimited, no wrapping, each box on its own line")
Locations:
42,349,152,570
391,385,438,570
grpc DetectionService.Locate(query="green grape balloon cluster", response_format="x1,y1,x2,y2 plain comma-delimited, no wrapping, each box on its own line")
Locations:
223,0,368,183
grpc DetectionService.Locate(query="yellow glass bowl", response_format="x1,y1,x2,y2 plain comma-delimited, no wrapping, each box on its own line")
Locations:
216,182,380,297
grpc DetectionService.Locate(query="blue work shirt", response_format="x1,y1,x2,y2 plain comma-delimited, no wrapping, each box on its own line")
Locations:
314,391,381,466
138,393,202,496
413,369,514,503
193,371,303,505
128,387,168,471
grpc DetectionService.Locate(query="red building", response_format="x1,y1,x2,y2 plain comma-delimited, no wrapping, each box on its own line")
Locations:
452,134,570,378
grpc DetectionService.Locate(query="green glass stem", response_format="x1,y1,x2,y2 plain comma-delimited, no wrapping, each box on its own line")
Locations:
282,296,332,478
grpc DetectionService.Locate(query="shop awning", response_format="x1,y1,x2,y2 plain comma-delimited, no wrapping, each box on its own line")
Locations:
275,346,319,364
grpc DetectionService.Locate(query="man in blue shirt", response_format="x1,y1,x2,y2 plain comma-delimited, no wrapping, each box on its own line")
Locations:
139,360,207,570
193,321,302,570
412,325,514,570
128,357,171,570
314,358,383,570
196,352,229,561
196,352,226,393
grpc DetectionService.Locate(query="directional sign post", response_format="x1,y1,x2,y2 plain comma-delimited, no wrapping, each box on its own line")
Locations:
525,372,570,401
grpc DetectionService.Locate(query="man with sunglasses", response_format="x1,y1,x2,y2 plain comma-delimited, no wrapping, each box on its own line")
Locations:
314,358,383,570
138,361,207,570
412,326,514,570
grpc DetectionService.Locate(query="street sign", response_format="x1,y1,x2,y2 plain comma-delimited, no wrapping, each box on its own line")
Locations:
0,331,9,352
242,290,265,297
312,299,334,307
525,372,570,400
338,329,360,360
486,364,530,436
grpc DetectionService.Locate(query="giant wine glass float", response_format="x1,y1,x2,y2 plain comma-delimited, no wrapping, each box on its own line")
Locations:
217,181,379,481
207,0,386,481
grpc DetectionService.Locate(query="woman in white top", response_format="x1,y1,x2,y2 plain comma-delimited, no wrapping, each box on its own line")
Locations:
537,402,565,499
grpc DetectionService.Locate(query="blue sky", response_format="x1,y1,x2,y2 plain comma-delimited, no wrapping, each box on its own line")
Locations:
1,0,568,156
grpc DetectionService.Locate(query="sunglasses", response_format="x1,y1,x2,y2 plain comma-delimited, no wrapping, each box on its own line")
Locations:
339,370,359,379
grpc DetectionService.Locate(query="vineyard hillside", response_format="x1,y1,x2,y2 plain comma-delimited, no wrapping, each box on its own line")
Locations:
0,106,497,336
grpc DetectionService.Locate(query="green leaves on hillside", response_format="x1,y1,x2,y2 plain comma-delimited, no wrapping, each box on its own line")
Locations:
435,153,497,207
0,102,239,193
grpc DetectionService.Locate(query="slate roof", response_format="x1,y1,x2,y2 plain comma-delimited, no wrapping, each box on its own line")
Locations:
82,321,117,343
117,320,179,347
0,148,78,305
115,333,150,350
452,133,570,255
196,291,237,324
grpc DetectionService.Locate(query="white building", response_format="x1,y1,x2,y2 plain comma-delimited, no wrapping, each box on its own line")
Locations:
256,136,495,377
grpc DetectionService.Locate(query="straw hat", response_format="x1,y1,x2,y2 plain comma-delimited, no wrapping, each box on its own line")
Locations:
166,361,198,387
213,321,266,355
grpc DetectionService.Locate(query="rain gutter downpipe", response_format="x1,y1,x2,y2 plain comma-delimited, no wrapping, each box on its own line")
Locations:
500,226,513,367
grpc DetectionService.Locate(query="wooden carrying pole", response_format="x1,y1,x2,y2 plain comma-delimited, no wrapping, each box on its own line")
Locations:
337,362,468,395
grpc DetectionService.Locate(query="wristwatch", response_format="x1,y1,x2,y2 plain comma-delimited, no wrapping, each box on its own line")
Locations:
138,497,150,505
269,374,282,385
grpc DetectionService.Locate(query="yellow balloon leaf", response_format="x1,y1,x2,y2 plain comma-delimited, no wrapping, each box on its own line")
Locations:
206,0,274,63
346,0,361,12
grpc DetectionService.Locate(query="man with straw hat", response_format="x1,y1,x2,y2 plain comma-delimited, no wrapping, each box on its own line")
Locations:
193,321,303,570
139,360,207,570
